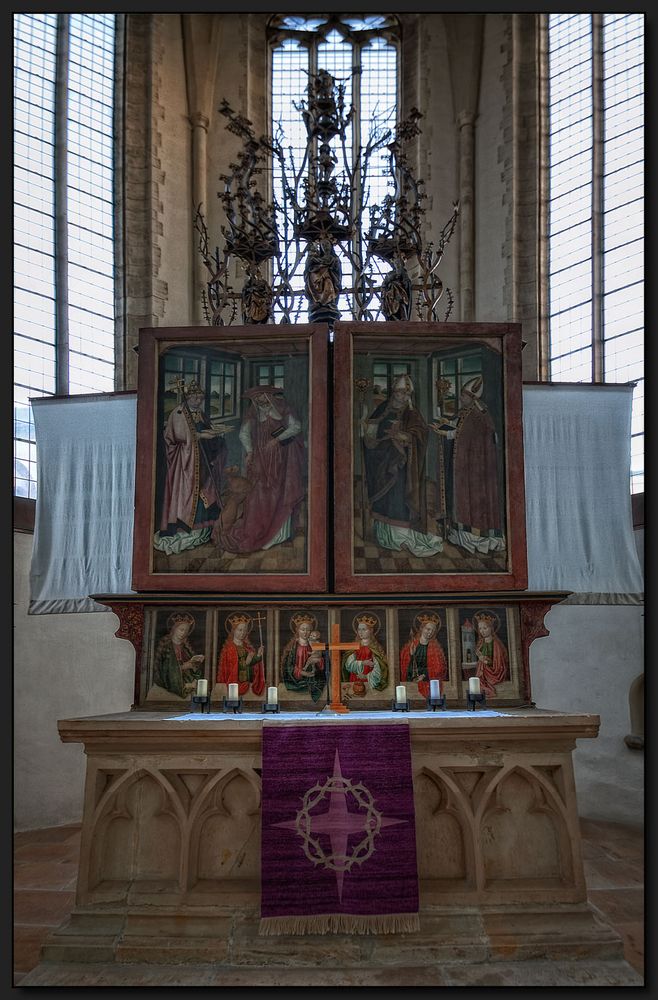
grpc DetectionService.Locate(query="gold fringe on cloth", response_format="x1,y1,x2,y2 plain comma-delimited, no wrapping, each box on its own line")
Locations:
259,912,421,936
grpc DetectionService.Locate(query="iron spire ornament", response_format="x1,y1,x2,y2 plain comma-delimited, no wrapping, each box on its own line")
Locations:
195,72,459,327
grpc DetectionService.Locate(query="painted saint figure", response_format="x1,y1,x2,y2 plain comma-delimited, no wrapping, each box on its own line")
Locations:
473,611,509,697
216,613,265,697
280,613,326,703
153,612,205,698
399,613,448,699
362,374,443,557
430,375,506,554
216,386,305,554
341,614,389,695
155,379,229,555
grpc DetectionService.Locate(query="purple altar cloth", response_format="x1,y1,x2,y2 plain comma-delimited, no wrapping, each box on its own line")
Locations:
260,723,419,935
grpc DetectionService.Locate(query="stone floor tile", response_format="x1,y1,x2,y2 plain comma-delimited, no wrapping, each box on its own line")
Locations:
583,855,644,890
617,921,644,976
14,825,81,847
14,841,81,863
14,860,80,890
14,890,77,926
442,958,642,987
13,925,51,975
588,888,644,925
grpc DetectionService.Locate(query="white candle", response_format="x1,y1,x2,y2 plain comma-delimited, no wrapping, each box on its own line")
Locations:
228,683,239,701
267,686,278,705
468,676,481,695
430,679,440,699
196,678,208,697
396,684,407,704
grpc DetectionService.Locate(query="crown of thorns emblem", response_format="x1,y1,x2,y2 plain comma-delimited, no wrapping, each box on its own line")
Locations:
295,775,382,872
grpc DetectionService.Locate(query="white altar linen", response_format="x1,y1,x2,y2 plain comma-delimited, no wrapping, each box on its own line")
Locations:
166,710,509,721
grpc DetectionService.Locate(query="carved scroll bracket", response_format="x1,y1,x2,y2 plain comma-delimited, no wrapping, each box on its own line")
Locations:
520,601,557,705
109,602,145,707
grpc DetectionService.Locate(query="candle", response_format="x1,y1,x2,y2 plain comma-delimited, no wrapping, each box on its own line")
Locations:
196,678,208,697
396,684,407,704
267,686,278,705
468,676,481,695
429,679,440,699
228,683,239,701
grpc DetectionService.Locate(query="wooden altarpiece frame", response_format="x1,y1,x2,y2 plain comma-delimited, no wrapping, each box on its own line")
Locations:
333,321,528,593
132,324,328,592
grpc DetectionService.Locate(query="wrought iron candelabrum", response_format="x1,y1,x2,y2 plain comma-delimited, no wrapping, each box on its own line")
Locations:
195,71,459,328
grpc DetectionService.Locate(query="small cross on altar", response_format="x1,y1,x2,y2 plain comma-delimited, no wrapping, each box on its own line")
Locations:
310,622,359,714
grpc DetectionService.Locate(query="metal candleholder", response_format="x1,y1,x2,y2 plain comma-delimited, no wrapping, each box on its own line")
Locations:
392,700,410,712
223,697,243,714
262,702,280,714
466,691,486,711
191,695,210,714
427,695,446,712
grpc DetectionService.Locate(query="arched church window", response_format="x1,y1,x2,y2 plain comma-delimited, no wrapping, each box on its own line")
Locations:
268,14,400,321
13,13,118,500
545,13,644,494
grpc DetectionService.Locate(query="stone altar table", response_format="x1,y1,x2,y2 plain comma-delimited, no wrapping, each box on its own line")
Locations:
35,708,628,972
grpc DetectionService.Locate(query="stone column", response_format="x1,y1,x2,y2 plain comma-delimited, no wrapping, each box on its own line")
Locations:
444,14,484,323
457,110,476,322
189,110,210,325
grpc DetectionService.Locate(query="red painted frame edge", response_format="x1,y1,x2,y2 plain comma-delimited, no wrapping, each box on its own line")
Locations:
131,324,328,593
333,321,529,594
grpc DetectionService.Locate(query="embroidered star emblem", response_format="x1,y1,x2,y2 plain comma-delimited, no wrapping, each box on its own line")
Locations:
273,748,407,902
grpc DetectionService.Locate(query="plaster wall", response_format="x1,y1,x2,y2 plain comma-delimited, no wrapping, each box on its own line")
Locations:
475,14,508,323
415,14,460,317
205,15,255,299
530,604,644,827
156,14,194,327
13,533,135,831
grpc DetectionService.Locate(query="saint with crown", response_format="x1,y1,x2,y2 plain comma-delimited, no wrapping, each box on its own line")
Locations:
280,613,326,703
473,610,509,697
399,612,448,700
341,614,389,695
216,612,265,697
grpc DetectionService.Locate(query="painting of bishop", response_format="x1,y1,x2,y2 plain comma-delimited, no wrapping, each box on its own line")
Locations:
341,612,390,699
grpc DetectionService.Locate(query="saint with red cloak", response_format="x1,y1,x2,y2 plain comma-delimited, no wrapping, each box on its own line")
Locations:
399,613,448,699
473,611,509,697
430,374,506,555
216,386,306,554
216,614,265,697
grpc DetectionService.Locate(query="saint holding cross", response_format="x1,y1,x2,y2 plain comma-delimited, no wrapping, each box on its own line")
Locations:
216,612,265,697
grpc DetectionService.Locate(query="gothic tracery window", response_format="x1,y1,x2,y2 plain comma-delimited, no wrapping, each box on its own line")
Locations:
13,13,118,499
269,14,400,321
545,13,644,493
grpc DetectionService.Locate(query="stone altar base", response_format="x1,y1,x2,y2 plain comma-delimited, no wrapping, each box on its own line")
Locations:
23,709,641,986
